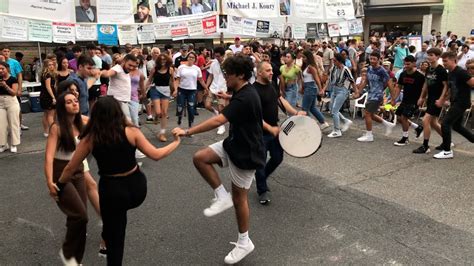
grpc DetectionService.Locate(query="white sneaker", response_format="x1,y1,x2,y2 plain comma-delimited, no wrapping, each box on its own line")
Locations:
135,150,146,159
385,122,396,136
357,133,374,142
341,120,353,132
217,125,226,135
203,193,233,217
224,239,255,264
20,124,29,130
320,122,330,130
59,249,79,266
433,150,453,159
0,146,7,153
10,146,17,153
43,133,49,138
327,130,342,138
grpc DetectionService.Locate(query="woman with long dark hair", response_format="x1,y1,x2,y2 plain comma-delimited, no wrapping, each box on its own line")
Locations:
44,92,88,265
57,57,73,88
300,50,329,129
56,96,180,265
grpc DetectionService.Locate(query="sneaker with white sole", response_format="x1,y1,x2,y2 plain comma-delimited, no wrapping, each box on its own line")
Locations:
224,239,255,264
20,124,29,130
327,130,342,138
433,150,453,159
10,146,17,153
393,137,409,146
341,120,353,132
59,249,79,266
203,193,233,217
413,145,430,154
217,125,226,135
385,122,396,136
0,145,7,153
320,122,330,130
357,133,374,142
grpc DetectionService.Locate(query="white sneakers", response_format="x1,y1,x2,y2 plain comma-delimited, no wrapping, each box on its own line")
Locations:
203,193,233,217
224,239,255,264
10,146,17,153
217,125,226,135
341,120,353,132
385,122,396,136
59,249,79,266
357,133,374,142
433,150,454,159
320,122,330,130
0,144,16,153
327,130,342,138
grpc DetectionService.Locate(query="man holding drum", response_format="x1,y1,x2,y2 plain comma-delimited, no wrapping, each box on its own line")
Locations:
253,61,305,204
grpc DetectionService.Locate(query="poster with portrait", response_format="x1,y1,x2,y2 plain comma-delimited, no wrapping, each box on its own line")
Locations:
155,0,218,21
117,25,138,45
97,0,134,24
242,18,257,37
317,23,328,38
136,24,156,43
327,23,340,37
270,22,284,39
75,24,98,41
306,23,317,39
223,0,278,18
279,0,291,16
97,24,118,45
1,16,28,41
283,24,293,39
133,0,156,23
218,15,228,31
352,0,364,17
228,15,243,35
202,15,217,35
347,18,363,34
52,22,76,43
256,20,270,34
293,0,324,19
324,0,355,20
8,0,75,22
187,19,204,36
75,0,97,23
28,20,53,43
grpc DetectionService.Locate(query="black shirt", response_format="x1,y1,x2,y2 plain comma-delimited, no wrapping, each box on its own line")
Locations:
254,81,280,134
174,56,187,68
222,83,265,170
398,70,425,105
425,65,448,102
0,76,17,95
448,66,472,109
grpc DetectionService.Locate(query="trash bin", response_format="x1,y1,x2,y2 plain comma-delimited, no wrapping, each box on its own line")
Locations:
29,91,43,112
20,96,31,114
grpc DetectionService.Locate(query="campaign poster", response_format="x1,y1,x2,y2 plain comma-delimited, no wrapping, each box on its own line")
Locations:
223,0,278,18
1,16,28,41
28,20,53,42
187,19,204,36
242,18,256,37
132,0,156,23
97,24,118,45
218,15,228,31
293,24,306,39
202,15,217,35
293,0,324,19
347,18,363,34
317,23,328,38
306,23,318,39
327,23,340,37
155,0,218,21
52,22,76,43
256,20,270,34
279,0,291,16
136,24,156,44
75,24,98,41
8,0,75,22
75,0,97,23
117,25,138,45
97,0,134,24
324,0,355,20
338,20,349,36
154,23,171,38
283,24,293,39
228,15,243,35
270,22,284,39
170,21,188,38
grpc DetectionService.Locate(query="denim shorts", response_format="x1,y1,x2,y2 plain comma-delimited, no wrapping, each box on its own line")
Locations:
149,86,170,100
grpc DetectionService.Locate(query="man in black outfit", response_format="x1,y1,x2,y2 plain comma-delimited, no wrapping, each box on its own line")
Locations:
172,55,265,264
433,52,474,159
253,61,304,204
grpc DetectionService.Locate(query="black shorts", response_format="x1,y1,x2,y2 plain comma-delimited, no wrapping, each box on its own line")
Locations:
365,100,382,114
196,82,205,91
426,100,442,117
88,85,101,101
395,103,417,118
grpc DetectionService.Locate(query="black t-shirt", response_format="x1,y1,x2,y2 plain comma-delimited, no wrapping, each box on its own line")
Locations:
0,76,17,95
222,83,265,170
174,56,187,68
398,70,425,105
254,81,280,134
425,65,448,102
448,66,472,109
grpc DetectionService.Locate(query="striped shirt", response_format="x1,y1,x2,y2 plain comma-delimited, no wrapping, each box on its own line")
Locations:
328,65,354,90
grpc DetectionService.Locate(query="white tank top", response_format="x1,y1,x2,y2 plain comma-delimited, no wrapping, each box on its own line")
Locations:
54,137,79,161
303,67,315,83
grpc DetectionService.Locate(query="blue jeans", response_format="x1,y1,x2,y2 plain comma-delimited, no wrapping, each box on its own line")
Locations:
128,101,140,127
302,81,325,123
285,83,298,108
330,86,350,130
255,134,284,195
176,88,196,127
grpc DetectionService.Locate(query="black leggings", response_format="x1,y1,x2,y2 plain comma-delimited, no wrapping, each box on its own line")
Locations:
441,104,474,151
99,168,147,266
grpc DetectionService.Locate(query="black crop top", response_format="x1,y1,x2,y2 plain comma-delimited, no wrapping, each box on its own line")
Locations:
153,69,171,86
92,136,137,176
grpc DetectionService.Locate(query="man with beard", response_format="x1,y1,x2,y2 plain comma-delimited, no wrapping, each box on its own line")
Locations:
134,0,153,23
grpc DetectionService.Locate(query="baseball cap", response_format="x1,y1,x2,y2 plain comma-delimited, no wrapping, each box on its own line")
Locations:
234,36,241,40
181,44,189,51
382,61,391,66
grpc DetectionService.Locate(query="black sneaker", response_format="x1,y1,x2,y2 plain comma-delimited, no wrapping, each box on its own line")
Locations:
258,192,270,205
414,125,423,139
413,145,430,154
177,117,182,125
98,246,107,258
394,137,409,146
145,117,154,124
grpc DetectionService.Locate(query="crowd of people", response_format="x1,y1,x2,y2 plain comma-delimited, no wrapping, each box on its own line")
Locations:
0,28,473,265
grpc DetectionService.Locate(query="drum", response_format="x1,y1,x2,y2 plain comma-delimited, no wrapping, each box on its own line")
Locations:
278,116,322,158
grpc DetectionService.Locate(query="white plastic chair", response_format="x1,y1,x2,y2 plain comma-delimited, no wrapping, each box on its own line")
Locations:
352,92,368,119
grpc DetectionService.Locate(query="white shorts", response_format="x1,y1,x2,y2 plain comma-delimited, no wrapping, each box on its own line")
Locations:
209,140,255,190
118,101,132,121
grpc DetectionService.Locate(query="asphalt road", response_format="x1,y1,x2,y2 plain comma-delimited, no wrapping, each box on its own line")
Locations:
1,105,473,265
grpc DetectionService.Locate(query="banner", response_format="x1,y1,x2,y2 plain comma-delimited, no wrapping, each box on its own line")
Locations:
242,18,256,37
8,0,75,22
283,24,293,39
136,24,155,44
224,0,278,18
256,20,270,34
228,16,243,35
202,16,217,35
28,20,53,43
170,21,188,38
327,22,340,37
1,16,28,41
317,23,328,38
75,24,98,41
294,0,324,19
187,19,204,37
97,24,118,45
347,18,363,34
154,23,171,38
293,24,306,39
53,22,76,43
75,0,97,23
97,0,134,24
306,23,317,38
117,25,137,45
155,0,218,21
338,20,349,36
324,0,355,20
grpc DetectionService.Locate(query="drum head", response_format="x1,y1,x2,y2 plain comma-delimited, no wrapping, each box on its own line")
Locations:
278,116,322,158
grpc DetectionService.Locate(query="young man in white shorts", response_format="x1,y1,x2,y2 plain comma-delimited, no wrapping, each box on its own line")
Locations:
173,54,265,264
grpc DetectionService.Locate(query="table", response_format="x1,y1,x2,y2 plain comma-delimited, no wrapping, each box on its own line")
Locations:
22,81,41,92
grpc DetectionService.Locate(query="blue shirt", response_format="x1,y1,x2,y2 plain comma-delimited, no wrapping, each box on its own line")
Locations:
393,45,409,68
6,58,22,78
367,66,389,101
67,73,89,115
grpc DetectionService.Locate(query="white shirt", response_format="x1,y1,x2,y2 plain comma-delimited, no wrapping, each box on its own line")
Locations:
108,64,131,102
229,44,243,54
176,64,202,90
208,60,226,94
457,50,474,70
